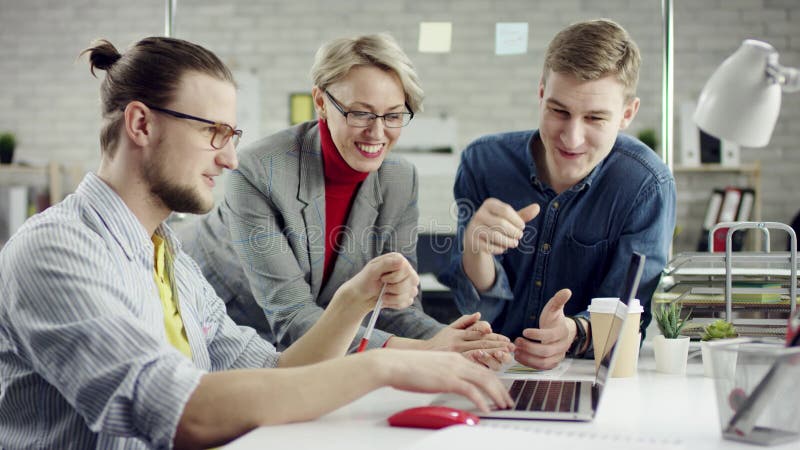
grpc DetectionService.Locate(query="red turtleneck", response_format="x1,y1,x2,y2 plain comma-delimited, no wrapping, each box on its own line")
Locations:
319,119,369,286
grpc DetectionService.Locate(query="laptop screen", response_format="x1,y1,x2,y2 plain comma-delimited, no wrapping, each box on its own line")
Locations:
594,252,646,384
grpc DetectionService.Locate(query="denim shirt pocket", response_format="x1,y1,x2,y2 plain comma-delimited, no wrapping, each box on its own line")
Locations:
563,226,609,296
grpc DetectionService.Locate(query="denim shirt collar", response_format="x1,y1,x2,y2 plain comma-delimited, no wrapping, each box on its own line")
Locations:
526,129,609,194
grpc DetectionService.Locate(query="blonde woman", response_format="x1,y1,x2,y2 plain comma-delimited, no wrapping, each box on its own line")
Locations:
181,34,513,368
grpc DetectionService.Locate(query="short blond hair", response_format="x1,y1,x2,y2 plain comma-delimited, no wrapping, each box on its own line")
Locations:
542,19,641,102
310,33,424,113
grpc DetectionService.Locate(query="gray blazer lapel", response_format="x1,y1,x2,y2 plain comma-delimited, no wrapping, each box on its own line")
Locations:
319,172,383,303
297,129,326,299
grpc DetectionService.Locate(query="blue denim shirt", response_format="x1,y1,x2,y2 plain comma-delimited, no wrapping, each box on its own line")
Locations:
440,130,675,340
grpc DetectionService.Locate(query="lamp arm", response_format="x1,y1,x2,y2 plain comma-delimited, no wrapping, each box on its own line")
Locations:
767,61,800,93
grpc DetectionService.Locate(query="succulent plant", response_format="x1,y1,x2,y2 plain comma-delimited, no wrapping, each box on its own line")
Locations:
654,301,690,339
700,319,738,341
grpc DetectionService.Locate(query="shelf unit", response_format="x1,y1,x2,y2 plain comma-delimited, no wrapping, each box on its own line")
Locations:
673,161,762,250
0,163,63,203
1,163,85,246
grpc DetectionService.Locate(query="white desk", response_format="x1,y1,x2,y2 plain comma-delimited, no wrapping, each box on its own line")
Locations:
223,345,797,450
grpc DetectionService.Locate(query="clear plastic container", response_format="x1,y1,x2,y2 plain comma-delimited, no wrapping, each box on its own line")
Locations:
708,338,800,445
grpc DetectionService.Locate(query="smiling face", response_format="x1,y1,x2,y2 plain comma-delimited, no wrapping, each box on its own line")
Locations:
145,71,238,214
537,70,639,193
313,65,407,173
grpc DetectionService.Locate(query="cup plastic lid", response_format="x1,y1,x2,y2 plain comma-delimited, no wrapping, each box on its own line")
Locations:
589,298,623,313
627,298,644,313
589,297,643,314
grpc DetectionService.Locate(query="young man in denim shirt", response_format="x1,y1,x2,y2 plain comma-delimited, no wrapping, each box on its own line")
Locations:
441,19,676,369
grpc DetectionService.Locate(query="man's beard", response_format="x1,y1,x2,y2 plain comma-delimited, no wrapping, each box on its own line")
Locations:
143,155,211,215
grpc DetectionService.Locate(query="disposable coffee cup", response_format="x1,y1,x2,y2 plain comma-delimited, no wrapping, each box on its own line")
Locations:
589,298,626,370
611,298,644,377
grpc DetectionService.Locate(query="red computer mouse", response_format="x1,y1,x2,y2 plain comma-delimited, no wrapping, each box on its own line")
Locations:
387,406,479,429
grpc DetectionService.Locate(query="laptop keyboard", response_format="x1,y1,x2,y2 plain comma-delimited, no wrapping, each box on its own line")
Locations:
508,380,580,413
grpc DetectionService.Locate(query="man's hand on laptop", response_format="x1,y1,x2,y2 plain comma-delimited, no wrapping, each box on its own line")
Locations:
375,350,514,412
513,289,576,369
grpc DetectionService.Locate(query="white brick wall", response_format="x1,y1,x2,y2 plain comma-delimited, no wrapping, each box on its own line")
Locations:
1,0,798,250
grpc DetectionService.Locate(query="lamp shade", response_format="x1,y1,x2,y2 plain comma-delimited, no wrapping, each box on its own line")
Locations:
694,40,781,148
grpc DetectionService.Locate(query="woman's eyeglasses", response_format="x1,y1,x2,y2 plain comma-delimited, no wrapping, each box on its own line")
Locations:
324,91,413,128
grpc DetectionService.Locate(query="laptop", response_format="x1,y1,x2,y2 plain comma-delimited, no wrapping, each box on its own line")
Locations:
433,252,646,421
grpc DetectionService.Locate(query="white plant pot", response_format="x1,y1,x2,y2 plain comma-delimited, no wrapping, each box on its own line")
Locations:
701,340,739,378
653,335,690,375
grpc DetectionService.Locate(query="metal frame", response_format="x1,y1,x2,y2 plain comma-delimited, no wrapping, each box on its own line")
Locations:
708,221,798,321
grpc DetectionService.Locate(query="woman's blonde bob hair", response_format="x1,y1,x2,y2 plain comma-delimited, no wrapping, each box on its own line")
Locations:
310,33,424,113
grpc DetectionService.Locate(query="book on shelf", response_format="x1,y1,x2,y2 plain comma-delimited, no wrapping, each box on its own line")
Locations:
731,281,783,303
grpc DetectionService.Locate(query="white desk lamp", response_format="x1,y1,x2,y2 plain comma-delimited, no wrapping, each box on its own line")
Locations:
694,39,799,147
693,40,799,324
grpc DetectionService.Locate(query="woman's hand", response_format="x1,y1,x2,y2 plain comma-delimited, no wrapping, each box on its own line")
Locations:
420,313,515,369
332,252,419,316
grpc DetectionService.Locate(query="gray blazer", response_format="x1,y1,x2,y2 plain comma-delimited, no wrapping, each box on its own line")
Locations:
180,121,443,351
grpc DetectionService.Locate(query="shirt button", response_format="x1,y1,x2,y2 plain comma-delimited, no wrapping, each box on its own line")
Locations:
552,201,559,209
535,280,542,287
542,243,550,252
529,314,537,321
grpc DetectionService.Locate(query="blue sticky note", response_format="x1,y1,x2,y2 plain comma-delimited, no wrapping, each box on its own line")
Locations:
495,23,528,55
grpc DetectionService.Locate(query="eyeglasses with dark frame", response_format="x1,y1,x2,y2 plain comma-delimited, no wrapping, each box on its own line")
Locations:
324,91,414,128
144,104,243,149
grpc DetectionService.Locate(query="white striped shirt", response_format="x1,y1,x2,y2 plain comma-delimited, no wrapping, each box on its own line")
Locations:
0,173,280,449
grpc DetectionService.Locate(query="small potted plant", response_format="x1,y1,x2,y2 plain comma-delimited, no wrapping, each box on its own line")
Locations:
700,319,739,377
637,128,657,151
653,301,691,375
0,132,16,164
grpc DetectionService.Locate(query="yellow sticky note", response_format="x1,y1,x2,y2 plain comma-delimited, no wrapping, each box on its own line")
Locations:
290,93,314,125
418,22,452,53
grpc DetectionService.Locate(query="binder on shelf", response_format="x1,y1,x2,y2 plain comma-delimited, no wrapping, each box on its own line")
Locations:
697,188,724,251
679,100,702,166
7,186,28,239
729,188,756,251
719,187,743,222
720,139,741,167
737,188,755,222
700,129,722,164
697,186,755,252
704,189,724,229
712,187,743,252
